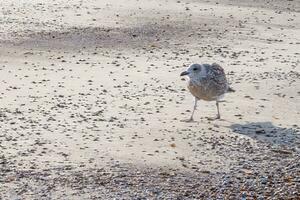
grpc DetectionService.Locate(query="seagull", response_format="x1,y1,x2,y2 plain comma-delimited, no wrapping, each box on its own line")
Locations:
180,63,234,121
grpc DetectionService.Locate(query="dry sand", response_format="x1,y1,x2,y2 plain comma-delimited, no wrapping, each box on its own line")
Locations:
0,0,299,199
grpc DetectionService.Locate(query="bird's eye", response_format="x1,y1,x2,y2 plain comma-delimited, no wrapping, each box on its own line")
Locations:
193,68,197,71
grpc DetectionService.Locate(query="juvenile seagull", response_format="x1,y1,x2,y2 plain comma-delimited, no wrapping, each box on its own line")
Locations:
180,63,234,121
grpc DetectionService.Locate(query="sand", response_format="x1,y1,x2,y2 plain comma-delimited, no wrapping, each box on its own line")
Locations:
0,0,299,199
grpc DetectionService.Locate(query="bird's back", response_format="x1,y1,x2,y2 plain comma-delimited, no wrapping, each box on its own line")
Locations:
188,63,228,101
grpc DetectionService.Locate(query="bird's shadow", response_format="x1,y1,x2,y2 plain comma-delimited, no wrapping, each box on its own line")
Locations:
229,122,299,148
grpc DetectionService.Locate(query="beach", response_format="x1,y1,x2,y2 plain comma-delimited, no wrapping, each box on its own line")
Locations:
0,0,299,198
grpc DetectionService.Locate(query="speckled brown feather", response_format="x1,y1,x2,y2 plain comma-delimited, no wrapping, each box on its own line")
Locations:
188,63,228,101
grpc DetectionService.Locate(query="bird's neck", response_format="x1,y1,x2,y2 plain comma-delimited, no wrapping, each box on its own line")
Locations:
189,78,202,85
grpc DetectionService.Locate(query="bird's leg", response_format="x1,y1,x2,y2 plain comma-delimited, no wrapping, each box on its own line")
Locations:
187,97,198,122
216,101,220,119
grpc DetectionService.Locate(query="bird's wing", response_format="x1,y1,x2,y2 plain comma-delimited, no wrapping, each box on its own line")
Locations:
208,63,225,78
203,63,228,95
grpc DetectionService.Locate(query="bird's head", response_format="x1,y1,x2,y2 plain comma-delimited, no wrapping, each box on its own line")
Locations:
180,63,204,79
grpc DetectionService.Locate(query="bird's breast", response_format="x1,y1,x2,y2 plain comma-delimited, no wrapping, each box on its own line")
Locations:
188,80,216,101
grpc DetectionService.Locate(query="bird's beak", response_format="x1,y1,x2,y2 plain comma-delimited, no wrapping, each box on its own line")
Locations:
180,71,189,76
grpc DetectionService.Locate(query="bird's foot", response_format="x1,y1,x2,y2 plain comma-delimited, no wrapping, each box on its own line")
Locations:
181,117,195,123
206,115,221,121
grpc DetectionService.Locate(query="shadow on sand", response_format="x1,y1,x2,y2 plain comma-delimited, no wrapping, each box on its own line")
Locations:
230,122,300,148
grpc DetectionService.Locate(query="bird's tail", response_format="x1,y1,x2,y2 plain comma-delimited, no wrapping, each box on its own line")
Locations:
227,86,235,92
